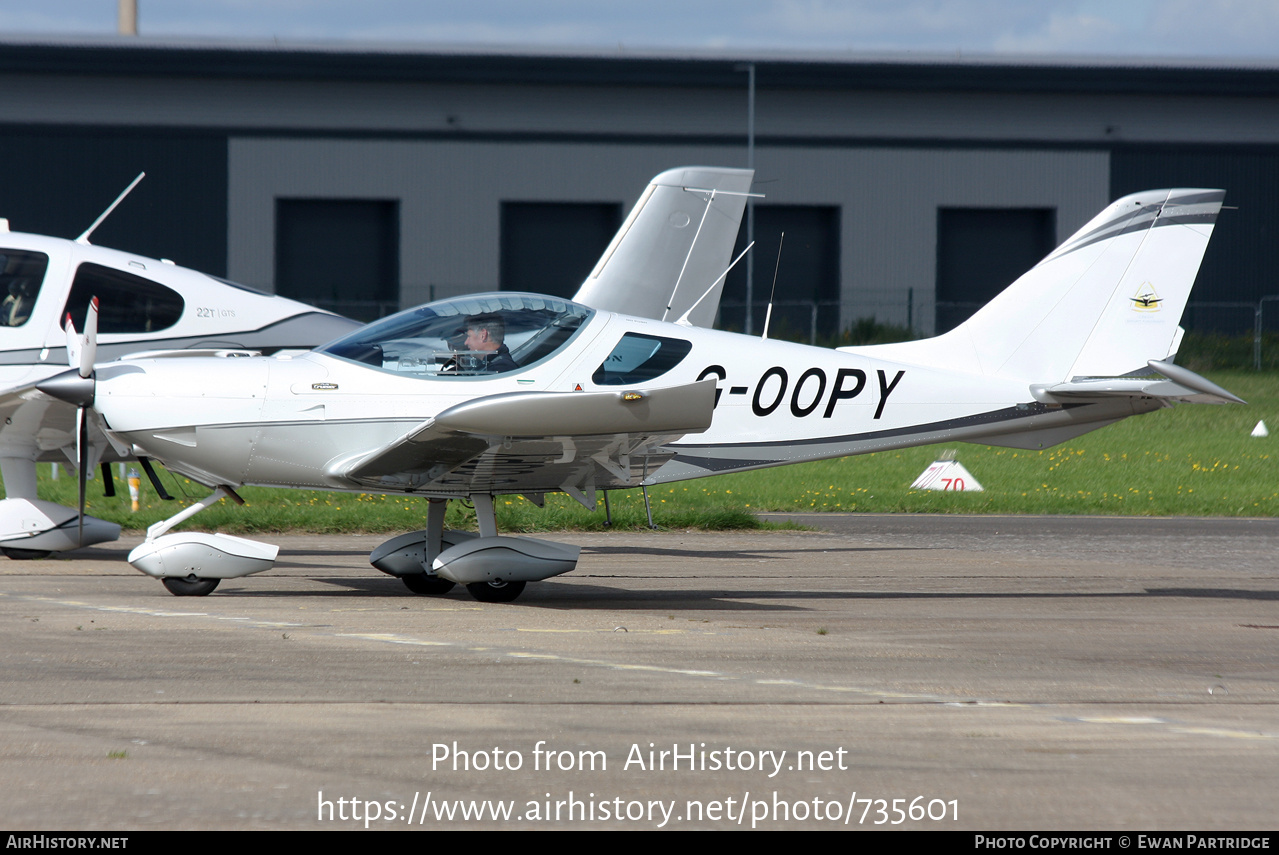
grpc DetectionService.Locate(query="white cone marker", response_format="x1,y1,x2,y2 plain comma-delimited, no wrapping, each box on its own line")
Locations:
912,451,984,492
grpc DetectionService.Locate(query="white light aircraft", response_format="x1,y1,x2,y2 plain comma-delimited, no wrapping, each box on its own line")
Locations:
38,183,1242,602
0,175,359,558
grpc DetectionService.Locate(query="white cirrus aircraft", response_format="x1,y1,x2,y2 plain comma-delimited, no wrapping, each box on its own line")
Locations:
38,183,1242,602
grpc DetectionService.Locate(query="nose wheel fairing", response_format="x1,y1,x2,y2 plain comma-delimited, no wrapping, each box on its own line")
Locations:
124,486,278,594
128,532,279,579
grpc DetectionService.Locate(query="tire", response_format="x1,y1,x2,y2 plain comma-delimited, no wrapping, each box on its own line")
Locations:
402,574,456,595
466,580,526,603
1,548,52,560
161,576,220,597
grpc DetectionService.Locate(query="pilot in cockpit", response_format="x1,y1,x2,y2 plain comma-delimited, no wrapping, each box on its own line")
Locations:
2,279,35,327
459,313,519,373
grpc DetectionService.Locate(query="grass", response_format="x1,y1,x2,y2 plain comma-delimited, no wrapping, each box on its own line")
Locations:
1176,331,1279,372
25,369,1278,533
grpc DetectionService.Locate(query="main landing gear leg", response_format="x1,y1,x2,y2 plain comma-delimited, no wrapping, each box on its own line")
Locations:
461,494,526,603
397,498,458,595
0,456,120,556
430,493,582,604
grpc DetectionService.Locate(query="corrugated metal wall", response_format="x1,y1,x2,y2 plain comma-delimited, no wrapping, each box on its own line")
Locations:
228,137,1108,333
1113,145,1279,332
0,128,226,274
228,138,753,305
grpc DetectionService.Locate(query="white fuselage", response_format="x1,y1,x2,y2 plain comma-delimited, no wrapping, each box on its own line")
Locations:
91,308,1149,497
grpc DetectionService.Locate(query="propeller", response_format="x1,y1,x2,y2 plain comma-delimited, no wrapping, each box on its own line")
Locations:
39,298,99,547
68,299,98,546
66,296,98,380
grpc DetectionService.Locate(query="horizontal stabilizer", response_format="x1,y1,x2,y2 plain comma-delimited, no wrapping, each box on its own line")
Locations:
1031,360,1245,405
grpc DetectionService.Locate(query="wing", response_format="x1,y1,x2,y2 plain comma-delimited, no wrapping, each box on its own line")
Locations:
0,381,125,471
0,380,77,460
324,379,717,497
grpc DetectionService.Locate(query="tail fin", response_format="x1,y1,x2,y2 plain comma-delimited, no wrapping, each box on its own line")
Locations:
895,189,1224,383
573,166,753,327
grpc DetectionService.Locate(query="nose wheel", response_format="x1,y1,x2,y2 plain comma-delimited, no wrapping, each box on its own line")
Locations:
161,576,220,597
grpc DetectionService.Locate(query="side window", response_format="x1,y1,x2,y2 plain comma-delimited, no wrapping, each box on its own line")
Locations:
0,250,48,327
592,333,692,386
64,263,184,334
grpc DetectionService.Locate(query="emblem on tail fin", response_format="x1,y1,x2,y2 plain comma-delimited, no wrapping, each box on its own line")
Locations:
1130,284,1163,312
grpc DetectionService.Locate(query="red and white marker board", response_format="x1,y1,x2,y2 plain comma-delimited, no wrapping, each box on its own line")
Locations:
911,459,983,492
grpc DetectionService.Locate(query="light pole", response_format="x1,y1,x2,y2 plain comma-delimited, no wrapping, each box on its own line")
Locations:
119,0,138,35
737,62,756,334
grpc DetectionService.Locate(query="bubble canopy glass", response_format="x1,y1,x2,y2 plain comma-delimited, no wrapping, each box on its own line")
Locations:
316,292,595,379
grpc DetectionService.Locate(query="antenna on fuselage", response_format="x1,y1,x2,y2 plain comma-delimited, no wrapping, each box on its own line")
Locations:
662,185,764,323
760,232,784,340
674,241,754,328
75,172,145,245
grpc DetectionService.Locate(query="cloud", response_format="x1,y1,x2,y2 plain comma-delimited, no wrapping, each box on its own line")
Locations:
1148,0,1279,57
743,1,1052,51
990,0,1279,57
991,11,1127,54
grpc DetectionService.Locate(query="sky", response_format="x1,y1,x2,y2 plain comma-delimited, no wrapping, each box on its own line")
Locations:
2,1,1278,61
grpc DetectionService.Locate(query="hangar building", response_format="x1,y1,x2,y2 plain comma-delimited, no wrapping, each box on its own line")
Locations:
2,37,1277,337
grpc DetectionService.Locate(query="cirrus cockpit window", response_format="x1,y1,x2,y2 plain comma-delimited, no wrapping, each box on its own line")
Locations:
64,263,185,333
318,293,594,379
0,250,48,328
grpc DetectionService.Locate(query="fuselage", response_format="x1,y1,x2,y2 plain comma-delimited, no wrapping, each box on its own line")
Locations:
91,293,1154,497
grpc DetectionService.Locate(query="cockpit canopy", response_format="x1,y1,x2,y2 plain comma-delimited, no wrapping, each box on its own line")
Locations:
317,293,594,379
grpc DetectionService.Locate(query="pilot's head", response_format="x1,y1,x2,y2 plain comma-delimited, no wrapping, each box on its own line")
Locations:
464,314,505,353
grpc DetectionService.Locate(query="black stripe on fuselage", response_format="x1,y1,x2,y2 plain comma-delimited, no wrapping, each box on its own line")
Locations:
669,401,1086,462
